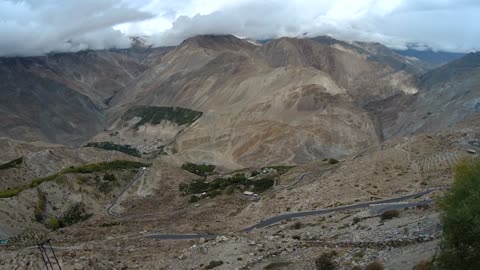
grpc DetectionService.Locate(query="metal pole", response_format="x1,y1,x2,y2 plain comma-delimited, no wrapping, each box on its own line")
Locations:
42,243,55,270
38,244,51,270
47,240,62,270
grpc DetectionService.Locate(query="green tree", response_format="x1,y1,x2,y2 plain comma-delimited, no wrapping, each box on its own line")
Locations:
437,158,480,269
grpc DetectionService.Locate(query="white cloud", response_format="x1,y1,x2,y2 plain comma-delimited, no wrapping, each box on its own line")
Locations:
0,0,153,56
0,0,478,56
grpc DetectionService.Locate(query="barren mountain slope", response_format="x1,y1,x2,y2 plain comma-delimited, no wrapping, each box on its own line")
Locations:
104,35,425,168
0,48,171,146
373,52,480,138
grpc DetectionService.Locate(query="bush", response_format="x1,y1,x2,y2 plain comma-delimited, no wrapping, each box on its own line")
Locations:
380,210,400,220
263,262,292,269
48,218,60,230
291,222,303,230
59,203,92,227
315,251,337,270
205,260,224,269
181,162,216,177
365,261,384,270
34,189,46,222
122,106,203,129
0,156,23,170
103,173,116,182
414,260,432,270
352,217,362,225
252,178,274,193
85,142,141,157
328,158,339,165
437,158,480,270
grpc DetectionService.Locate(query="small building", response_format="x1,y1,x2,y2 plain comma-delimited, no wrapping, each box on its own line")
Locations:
243,191,254,196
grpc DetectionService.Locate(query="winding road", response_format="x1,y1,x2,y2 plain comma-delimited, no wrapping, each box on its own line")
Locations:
145,188,441,239
106,169,146,215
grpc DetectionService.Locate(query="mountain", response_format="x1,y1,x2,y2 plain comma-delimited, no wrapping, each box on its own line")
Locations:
371,52,480,138
0,47,172,145
310,36,430,75
0,34,476,168
394,48,466,67
98,35,424,168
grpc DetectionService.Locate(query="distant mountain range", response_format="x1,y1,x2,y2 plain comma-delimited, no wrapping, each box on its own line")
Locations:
0,34,478,168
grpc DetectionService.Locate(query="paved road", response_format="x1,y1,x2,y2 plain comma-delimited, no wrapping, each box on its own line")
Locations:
244,189,436,231
107,169,145,215
144,234,219,240
145,188,440,240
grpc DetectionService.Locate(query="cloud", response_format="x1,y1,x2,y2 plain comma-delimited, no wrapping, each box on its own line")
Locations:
139,0,480,53
0,0,153,56
0,0,478,56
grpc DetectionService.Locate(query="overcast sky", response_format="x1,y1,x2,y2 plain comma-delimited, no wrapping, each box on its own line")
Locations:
0,0,478,56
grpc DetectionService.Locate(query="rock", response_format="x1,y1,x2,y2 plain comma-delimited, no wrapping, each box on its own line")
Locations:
199,237,206,244
249,241,256,246
74,262,84,270
467,149,477,154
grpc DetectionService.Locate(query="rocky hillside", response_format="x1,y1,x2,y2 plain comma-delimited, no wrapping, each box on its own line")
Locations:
104,35,425,168
0,47,171,145
370,52,480,139
1,34,477,168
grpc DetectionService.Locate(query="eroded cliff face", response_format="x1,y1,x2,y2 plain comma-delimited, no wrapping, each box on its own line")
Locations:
2,35,477,168
0,47,171,146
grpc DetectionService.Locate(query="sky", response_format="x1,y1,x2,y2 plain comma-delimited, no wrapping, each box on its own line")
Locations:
0,0,478,56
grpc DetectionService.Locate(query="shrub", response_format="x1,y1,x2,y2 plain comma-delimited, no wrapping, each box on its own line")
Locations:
437,158,480,270
205,260,224,269
0,156,23,170
181,162,216,177
0,187,23,198
291,222,303,230
252,178,274,193
380,210,400,220
59,203,92,227
85,142,141,157
263,262,292,269
122,106,203,128
315,251,337,270
103,173,116,182
352,217,362,225
48,218,60,230
328,158,339,165
365,261,384,270
414,260,432,270
34,189,46,222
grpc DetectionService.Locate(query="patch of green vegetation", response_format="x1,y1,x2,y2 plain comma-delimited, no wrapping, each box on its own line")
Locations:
437,158,480,269
315,250,338,270
34,189,47,222
48,218,60,230
100,222,120,228
62,160,149,174
0,188,23,198
0,160,150,198
181,162,216,177
181,173,274,202
365,261,384,270
263,262,292,270
380,210,400,220
122,106,203,128
205,260,224,269
85,142,141,157
0,156,23,170
59,203,92,227
328,158,339,165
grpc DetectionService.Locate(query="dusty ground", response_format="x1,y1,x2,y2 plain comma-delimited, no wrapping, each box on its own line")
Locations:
0,118,479,269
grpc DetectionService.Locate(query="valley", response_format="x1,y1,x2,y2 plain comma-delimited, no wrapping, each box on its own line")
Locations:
0,34,479,270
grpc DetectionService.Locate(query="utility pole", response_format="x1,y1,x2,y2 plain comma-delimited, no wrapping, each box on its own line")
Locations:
37,239,62,270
